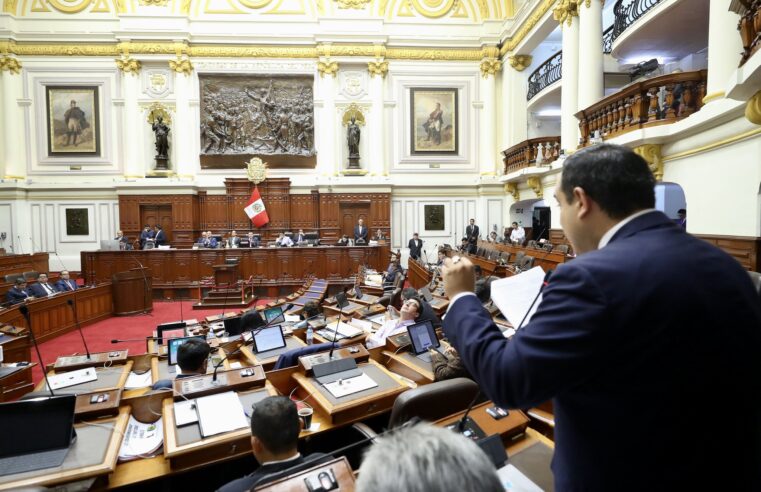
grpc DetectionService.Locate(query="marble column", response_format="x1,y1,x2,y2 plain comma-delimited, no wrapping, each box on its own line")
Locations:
705,0,743,102
368,62,386,176
502,56,531,155
2,63,25,179
316,65,337,176
578,0,604,110
480,70,498,175
174,72,193,177
559,10,580,152
121,70,143,178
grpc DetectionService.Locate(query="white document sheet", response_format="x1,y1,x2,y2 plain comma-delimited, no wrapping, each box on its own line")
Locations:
490,266,547,328
195,391,249,438
174,399,199,426
125,371,153,389
348,318,373,333
323,372,378,398
47,367,98,390
498,464,543,491
118,415,163,461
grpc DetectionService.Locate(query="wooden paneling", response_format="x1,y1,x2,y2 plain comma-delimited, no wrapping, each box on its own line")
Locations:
118,195,199,249
696,234,761,272
549,229,572,251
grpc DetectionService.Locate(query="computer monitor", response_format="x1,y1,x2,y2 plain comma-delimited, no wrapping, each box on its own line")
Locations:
263,306,285,326
223,316,243,337
157,321,187,344
100,239,121,251
0,395,76,475
167,336,206,366
253,326,286,353
406,320,440,355
353,285,363,300
335,292,350,309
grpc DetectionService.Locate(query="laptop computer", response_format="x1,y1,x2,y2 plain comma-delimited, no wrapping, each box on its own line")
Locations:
0,395,77,476
406,320,446,363
167,335,206,366
99,239,121,251
254,326,287,354
157,321,187,345
335,292,350,309
262,306,285,326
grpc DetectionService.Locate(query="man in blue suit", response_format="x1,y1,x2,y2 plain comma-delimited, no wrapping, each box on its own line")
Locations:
153,225,166,246
5,278,31,305
55,270,78,292
27,273,57,298
442,144,761,490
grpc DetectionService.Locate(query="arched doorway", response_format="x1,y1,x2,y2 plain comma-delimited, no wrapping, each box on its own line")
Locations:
655,182,686,226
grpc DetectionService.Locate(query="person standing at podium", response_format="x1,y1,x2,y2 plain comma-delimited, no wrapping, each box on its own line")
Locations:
55,270,78,292
354,218,368,244
408,233,423,260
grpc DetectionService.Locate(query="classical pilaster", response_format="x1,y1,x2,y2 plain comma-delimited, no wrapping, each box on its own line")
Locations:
174,72,193,176
555,0,580,152
120,67,143,178
501,55,531,155
578,0,604,109
1,58,25,179
368,60,386,176
317,68,337,176
480,46,500,176
704,0,743,103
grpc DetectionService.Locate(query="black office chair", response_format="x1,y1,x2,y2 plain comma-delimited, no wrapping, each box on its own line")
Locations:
542,242,554,252
554,244,570,255
512,251,526,267
526,240,538,249
518,255,535,270
22,271,39,281
4,274,23,283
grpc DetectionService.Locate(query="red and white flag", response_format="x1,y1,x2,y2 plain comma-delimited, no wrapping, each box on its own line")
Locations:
244,187,269,228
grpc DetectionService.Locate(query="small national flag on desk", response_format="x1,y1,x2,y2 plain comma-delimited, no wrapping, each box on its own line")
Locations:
244,186,269,228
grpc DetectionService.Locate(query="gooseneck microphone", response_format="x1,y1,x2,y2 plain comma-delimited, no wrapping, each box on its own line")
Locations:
457,388,482,432
67,299,91,360
328,297,346,361
111,336,160,344
19,305,56,396
17,235,24,255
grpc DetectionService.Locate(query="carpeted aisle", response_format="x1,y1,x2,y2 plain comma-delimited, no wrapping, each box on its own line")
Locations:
31,300,269,386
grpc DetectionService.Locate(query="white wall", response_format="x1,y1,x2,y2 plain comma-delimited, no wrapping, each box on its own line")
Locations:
654,182,686,219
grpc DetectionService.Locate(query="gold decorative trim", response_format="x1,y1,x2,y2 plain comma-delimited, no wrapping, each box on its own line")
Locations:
3,175,25,180
340,169,369,176
123,174,146,179
505,182,519,201
633,144,663,181
663,127,761,162
745,90,761,125
341,103,366,126
334,0,371,8
317,59,339,77
701,91,725,105
3,0,18,14
480,58,501,78
246,157,267,184
508,54,532,71
115,56,141,74
368,59,389,78
501,0,556,56
169,56,193,75
553,0,579,26
527,176,543,198
0,55,21,74
146,102,172,125
139,0,168,4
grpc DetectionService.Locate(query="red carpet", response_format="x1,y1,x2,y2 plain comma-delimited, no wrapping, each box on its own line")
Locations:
31,300,271,386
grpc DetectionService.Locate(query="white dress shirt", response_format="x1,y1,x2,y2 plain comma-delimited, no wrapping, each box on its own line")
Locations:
366,318,416,349
510,227,526,244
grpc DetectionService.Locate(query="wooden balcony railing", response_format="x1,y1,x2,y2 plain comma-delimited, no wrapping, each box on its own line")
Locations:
575,70,707,146
612,0,664,44
502,137,561,175
738,0,761,66
527,51,562,101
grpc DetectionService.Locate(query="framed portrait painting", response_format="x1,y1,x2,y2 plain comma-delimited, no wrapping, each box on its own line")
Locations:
410,88,458,155
46,86,100,157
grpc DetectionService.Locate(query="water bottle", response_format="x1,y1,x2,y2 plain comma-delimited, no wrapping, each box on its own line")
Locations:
306,325,314,345
207,327,216,341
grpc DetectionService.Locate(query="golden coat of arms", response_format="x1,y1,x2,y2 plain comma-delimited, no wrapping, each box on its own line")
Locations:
246,157,267,184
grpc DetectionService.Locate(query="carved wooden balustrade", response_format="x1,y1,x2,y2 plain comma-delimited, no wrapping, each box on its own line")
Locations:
738,0,761,65
575,70,707,146
502,137,561,175
612,0,664,44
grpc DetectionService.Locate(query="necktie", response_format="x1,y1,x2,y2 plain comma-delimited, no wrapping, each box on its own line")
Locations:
43,283,53,294
67,280,73,290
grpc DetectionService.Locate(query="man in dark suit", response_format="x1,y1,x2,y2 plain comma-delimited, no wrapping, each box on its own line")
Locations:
114,230,131,250
27,273,57,298
153,225,166,246
55,270,78,292
354,218,368,243
218,396,323,492
441,144,761,490
227,230,241,248
465,218,479,254
243,232,260,248
408,233,423,260
5,278,31,305
294,229,306,244
139,225,154,249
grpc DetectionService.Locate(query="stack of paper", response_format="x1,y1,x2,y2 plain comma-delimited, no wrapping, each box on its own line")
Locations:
125,371,153,389
118,416,163,462
196,391,248,438
489,266,546,330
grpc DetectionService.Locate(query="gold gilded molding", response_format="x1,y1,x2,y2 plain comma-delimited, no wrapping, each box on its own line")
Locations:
505,182,519,201
633,144,663,181
116,56,141,74
139,0,169,5
701,91,725,105
527,176,543,198
334,0,371,8
246,157,267,184
508,54,532,71
146,102,172,125
190,45,316,57
317,59,338,77
582,0,603,6
341,103,366,126
662,127,761,162
409,0,456,19
386,47,482,61
169,56,193,74
368,59,388,77
480,58,501,78
500,0,556,56
0,56,22,74
745,90,761,125
3,0,18,13
46,0,98,13
553,0,579,26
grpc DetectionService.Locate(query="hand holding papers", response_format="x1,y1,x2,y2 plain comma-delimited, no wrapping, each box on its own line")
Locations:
489,266,547,332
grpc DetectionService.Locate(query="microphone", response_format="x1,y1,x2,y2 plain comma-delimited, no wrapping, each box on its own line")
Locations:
514,269,553,332
111,337,160,344
67,299,90,360
51,251,67,273
17,235,24,255
29,236,41,255
456,389,482,432
212,314,283,382
327,299,345,361
19,305,56,396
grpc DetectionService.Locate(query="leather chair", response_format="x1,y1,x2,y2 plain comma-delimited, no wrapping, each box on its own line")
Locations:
387,378,480,428
554,244,570,254
512,251,525,267
4,274,23,283
526,240,537,249
542,243,553,252
22,271,39,281
518,255,535,270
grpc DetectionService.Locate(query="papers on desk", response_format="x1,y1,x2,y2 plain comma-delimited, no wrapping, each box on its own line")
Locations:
348,318,373,333
365,274,383,286
118,416,163,462
47,367,98,390
125,371,153,389
323,372,378,398
334,322,364,338
196,391,249,438
498,464,543,491
174,400,199,426
490,266,546,330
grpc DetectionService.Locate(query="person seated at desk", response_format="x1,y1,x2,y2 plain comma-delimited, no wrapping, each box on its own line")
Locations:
356,423,502,492
218,396,325,492
430,345,470,382
55,270,78,292
152,339,211,390
336,235,350,246
457,237,469,254
5,278,32,305
436,249,448,267
382,259,403,294
374,229,386,241
294,229,306,244
295,300,325,329
227,230,241,248
198,231,218,249
366,297,421,349
487,230,498,243
275,233,294,247
243,232,260,248
114,230,131,250
402,287,441,328
509,221,526,245
27,273,57,298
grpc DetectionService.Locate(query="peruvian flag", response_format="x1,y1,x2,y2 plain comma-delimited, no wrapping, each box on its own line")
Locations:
244,186,269,228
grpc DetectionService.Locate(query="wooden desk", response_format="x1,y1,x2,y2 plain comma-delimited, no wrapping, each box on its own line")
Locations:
0,363,35,402
382,350,435,385
0,284,113,343
36,362,133,395
407,259,433,289
0,253,50,297
479,240,570,273
240,336,307,371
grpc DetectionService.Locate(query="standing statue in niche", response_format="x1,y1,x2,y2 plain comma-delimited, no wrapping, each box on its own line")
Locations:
152,115,170,170
347,116,360,169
